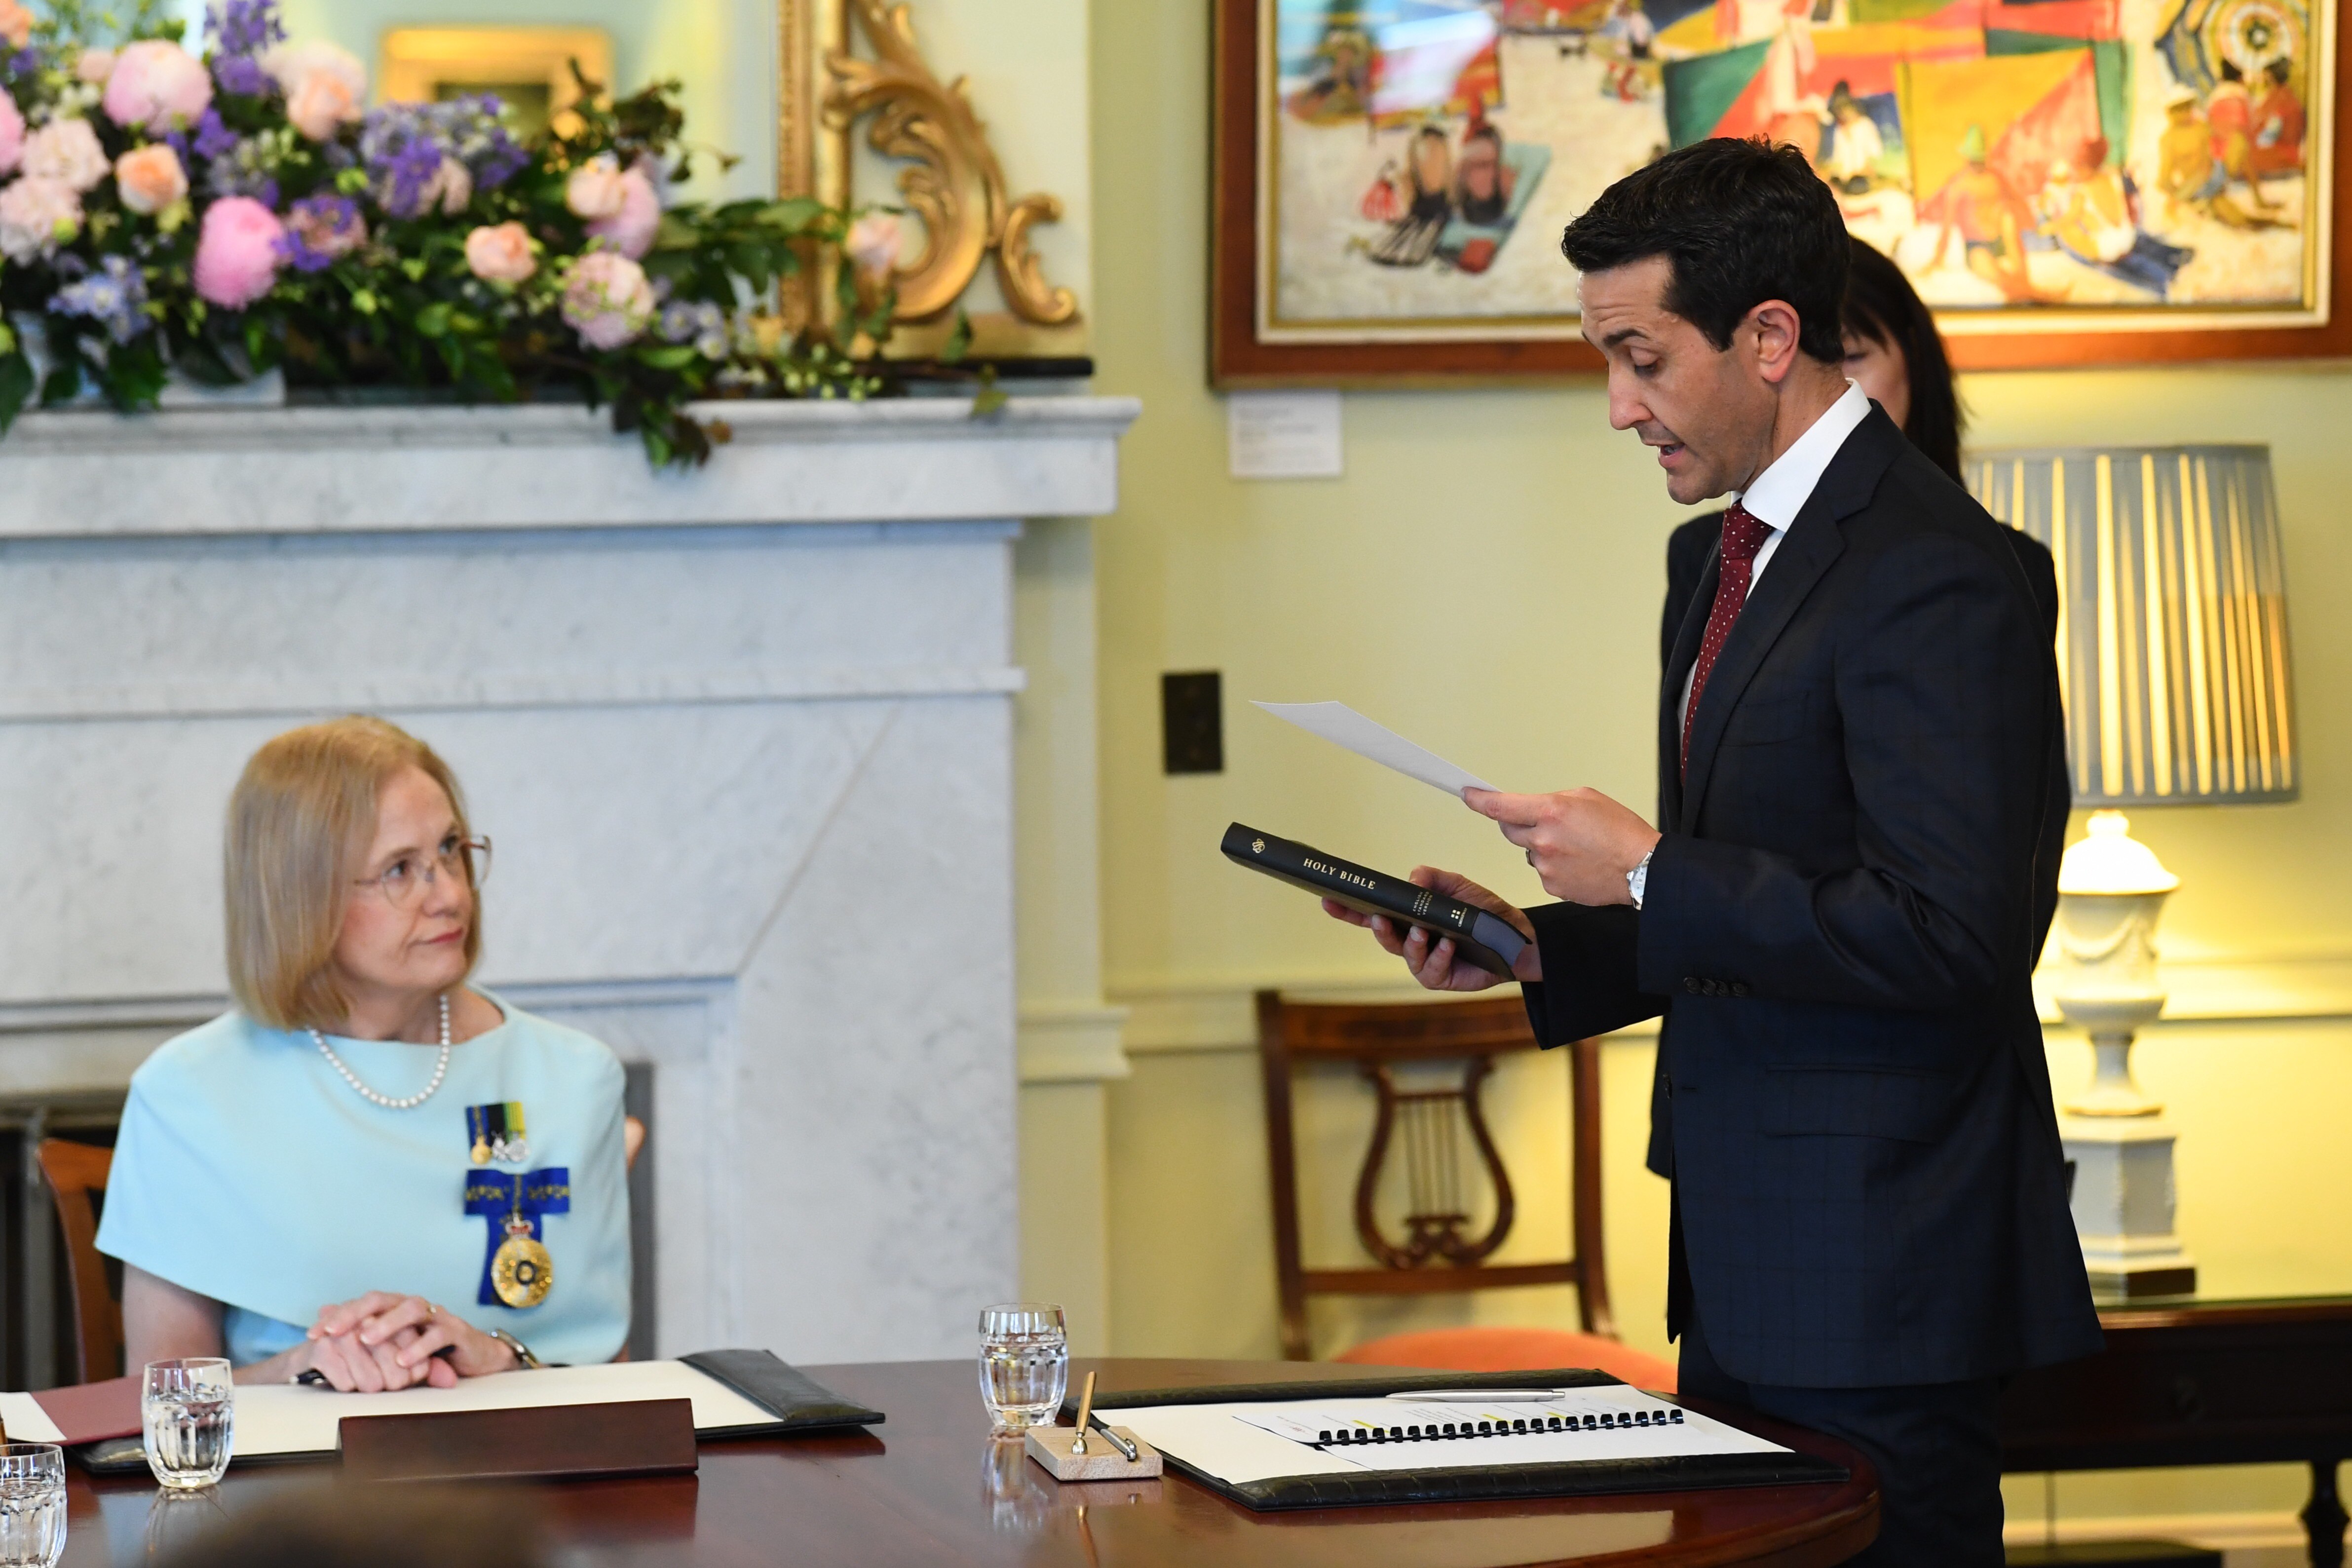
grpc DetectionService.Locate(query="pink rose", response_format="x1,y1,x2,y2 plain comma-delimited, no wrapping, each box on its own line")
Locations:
102,40,214,135
0,0,30,50
260,41,365,142
284,71,357,142
113,144,188,216
463,221,535,284
0,93,21,178
562,249,655,350
585,165,659,259
23,119,110,193
843,212,901,285
0,177,81,263
76,49,116,87
565,153,626,221
192,195,284,308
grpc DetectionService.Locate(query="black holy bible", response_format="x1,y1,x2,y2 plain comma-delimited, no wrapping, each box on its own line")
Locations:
1221,823,1528,976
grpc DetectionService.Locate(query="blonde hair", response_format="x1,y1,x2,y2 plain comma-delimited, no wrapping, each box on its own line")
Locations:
224,716,483,1031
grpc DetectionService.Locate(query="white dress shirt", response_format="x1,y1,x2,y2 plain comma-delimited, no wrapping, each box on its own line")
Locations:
1676,380,1872,727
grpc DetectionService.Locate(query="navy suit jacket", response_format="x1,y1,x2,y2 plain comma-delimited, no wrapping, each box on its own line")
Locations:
1519,407,2101,1388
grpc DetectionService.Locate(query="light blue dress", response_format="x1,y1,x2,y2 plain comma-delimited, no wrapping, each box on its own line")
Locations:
96,994,631,1369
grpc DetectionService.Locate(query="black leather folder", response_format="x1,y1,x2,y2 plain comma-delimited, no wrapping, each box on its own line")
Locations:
1066,1367,1849,1512
679,1349,885,1434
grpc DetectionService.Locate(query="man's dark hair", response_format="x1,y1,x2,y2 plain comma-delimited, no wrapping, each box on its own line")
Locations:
1560,137,1849,363
1842,234,1963,480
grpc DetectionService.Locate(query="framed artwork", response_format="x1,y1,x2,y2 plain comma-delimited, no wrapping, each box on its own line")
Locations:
1212,0,2350,381
377,28,614,142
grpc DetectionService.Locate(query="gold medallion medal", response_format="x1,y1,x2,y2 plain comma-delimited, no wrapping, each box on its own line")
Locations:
491,1216,553,1308
470,1136,493,1166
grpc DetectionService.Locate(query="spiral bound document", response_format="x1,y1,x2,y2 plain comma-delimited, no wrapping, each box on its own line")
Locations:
1077,1370,1846,1512
1122,1384,1783,1489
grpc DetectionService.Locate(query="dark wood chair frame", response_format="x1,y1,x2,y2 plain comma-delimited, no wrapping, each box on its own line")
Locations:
35,1138,119,1385
1257,990,1614,1361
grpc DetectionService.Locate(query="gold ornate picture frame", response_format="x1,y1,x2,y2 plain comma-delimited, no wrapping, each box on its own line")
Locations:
778,0,1086,360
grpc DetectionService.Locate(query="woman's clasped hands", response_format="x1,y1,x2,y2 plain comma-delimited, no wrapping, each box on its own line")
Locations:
289,1292,522,1390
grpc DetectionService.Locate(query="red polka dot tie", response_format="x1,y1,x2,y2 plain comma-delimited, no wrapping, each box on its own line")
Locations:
1681,501,1773,781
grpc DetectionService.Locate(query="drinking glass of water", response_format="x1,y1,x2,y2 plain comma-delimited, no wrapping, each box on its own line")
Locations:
977,1303,1067,1433
0,1445,64,1568
142,1358,233,1490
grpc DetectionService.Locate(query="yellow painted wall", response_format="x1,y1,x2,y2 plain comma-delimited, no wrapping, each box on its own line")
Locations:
1088,0,2352,1539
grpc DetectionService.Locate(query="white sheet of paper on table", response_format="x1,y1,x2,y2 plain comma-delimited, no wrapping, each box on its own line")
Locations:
1109,1384,1784,1487
1251,701,1496,799
228,1360,781,1456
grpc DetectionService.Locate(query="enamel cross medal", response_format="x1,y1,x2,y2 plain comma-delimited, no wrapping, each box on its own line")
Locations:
463,1168,569,1309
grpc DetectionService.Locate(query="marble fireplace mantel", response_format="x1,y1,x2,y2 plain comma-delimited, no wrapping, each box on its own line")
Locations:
0,393,1138,1366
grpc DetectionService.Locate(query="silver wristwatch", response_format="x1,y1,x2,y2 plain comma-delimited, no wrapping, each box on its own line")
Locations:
1627,846,1655,910
489,1328,542,1370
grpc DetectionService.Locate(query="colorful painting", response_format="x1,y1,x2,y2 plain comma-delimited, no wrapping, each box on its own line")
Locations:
1224,0,2337,372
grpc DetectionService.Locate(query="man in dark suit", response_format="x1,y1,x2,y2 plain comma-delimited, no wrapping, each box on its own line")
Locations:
1322,138,2100,1565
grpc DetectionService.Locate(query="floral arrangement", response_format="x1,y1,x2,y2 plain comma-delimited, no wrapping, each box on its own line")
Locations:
0,0,922,465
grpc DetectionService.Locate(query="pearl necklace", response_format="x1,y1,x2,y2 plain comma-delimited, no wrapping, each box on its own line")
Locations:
311,994,452,1110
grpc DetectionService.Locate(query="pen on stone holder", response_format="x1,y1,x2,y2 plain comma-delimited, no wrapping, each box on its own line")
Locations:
1088,1409,1140,1461
1071,1371,1097,1456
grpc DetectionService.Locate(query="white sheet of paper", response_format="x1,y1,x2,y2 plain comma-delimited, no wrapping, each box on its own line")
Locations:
0,1394,63,1444
225,1360,781,1458
1252,701,1496,798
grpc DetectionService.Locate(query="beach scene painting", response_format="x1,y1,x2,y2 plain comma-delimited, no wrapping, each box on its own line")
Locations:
1259,0,2329,342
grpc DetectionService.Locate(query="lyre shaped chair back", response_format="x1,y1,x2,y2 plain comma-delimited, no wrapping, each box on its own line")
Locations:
1354,1056,1514,1270
1256,990,1615,1362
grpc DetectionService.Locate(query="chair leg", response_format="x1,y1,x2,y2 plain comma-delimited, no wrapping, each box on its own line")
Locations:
2304,1457,2347,1568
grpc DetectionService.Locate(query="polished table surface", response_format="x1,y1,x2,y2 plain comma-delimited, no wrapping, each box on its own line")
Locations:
60,1358,1877,1568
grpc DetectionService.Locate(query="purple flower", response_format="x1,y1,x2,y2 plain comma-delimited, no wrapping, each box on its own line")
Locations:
53,253,152,344
208,0,283,96
192,107,238,159
275,191,365,271
359,96,528,216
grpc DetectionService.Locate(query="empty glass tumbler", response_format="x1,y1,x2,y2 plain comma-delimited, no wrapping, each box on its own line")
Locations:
0,1446,64,1568
142,1358,234,1490
977,1303,1068,1433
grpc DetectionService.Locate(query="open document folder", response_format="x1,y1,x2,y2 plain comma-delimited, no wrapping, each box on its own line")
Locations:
1085,1370,1848,1512
0,1353,878,1460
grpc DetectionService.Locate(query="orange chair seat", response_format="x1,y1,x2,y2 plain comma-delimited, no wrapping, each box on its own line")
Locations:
1334,1327,1678,1393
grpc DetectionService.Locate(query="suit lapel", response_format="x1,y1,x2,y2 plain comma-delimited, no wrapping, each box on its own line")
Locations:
1659,547,1717,831
1677,410,1905,825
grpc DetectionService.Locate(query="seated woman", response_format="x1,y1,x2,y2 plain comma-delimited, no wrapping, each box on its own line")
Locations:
99,716,631,1389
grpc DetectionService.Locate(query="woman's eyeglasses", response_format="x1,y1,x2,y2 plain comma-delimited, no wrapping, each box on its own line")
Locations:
354,834,493,912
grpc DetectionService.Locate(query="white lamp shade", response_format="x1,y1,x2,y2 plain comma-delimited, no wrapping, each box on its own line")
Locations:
1969,445,2296,807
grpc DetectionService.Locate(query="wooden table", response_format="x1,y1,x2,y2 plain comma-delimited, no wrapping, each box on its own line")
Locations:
2000,1297,2352,1568
59,1358,1876,1568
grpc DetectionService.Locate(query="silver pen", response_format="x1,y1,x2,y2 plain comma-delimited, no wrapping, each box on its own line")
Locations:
1383,1389,1571,1403
1088,1411,1141,1461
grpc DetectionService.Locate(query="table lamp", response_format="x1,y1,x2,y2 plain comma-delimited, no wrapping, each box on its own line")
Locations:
1969,445,2296,1300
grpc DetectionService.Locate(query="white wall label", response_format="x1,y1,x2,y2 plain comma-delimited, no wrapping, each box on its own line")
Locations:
1226,390,1343,480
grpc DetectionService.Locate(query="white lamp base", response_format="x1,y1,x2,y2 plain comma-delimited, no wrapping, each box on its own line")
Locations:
2062,1109,2196,1300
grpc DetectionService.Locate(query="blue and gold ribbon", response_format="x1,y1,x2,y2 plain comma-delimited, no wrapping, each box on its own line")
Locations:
461,1167,570,1307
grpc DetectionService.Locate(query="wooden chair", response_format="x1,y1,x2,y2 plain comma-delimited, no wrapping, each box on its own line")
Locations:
1257,990,1676,1389
38,1116,647,1386
36,1139,120,1384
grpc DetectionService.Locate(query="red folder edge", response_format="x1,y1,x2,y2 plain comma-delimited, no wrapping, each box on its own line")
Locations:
29,1377,142,1444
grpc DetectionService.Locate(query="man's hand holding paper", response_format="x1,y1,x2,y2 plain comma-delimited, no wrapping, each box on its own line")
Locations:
1465,787,1663,908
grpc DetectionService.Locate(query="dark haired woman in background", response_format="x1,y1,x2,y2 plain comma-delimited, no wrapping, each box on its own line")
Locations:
1659,236,2056,668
